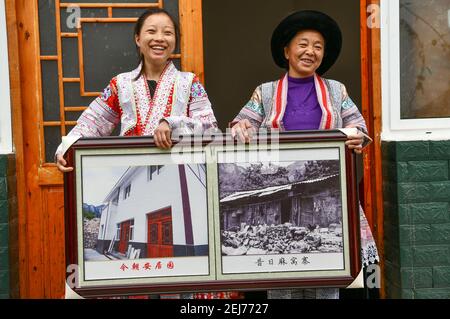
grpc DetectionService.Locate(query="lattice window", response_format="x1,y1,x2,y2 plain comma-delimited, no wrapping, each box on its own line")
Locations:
37,0,181,162
162,221,172,245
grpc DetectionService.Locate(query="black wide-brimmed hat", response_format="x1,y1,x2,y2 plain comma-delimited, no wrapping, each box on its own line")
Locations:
271,10,342,75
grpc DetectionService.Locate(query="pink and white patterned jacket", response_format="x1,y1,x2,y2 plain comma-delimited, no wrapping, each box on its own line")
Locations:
56,61,217,155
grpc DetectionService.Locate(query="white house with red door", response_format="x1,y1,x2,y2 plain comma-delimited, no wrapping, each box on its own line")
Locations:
96,164,209,259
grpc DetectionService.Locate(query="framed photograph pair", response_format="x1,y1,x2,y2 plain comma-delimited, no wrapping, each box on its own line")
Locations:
64,130,361,298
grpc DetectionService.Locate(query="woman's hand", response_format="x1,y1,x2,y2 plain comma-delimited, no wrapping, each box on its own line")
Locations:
56,154,74,173
154,121,173,149
231,119,255,143
345,130,365,154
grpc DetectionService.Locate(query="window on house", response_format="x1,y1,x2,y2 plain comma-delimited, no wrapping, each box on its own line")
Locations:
124,184,131,200
162,221,173,245
150,223,158,244
116,224,121,240
112,188,119,205
129,220,134,241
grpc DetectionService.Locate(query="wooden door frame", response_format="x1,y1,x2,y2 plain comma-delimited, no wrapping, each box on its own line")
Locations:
5,0,26,299
118,220,131,254
179,0,205,83
7,0,43,298
360,0,385,297
8,0,206,298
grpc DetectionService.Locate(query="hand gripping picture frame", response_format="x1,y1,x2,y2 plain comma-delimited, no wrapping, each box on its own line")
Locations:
64,130,361,298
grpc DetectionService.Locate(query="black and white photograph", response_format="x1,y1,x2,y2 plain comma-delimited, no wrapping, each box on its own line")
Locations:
216,147,348,275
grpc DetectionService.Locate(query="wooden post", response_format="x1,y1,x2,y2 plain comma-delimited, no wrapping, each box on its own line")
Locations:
360,0,385,298
179,0,205,84
12,0,44,298
5,0,26,299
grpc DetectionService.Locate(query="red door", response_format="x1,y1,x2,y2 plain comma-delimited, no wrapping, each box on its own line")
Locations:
118,221,131,254
147,208,174,258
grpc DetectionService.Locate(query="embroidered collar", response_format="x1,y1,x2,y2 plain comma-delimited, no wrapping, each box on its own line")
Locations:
269,73,334,130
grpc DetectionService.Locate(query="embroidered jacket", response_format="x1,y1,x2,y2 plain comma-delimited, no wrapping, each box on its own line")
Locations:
56,61,217,155
234,73,372,145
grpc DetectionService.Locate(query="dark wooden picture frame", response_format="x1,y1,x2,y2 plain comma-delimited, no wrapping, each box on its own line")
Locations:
64,130,361,298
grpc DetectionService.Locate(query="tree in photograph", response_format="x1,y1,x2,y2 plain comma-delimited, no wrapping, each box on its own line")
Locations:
301,160,339,180
242,163,265,189
269,165,290,186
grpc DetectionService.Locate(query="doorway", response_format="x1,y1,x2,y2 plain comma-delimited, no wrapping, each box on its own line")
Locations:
147,207,174,258
118,220,131,255
280,199,292,224
202,0,361,131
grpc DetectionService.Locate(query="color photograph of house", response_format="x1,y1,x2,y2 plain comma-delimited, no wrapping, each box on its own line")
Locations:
81,163,209,263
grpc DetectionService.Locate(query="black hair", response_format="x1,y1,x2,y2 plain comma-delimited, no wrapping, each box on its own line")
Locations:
134,8,179,80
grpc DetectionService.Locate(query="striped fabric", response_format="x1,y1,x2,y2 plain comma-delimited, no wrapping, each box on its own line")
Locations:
234,73,371,145
56,62,217,156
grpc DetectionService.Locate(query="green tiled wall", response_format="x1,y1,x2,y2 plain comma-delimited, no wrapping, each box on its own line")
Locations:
383,141,450,299
0,154,16,299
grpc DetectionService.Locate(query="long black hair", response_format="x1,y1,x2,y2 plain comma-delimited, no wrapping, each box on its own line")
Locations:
134,8,179,80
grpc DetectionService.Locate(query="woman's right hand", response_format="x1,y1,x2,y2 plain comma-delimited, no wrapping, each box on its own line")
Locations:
56,154,74,173
231,119,255,143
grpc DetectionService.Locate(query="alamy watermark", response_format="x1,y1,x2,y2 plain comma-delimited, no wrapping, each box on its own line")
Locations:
64,4,380,30
66,264,80,289
169,127,281,164
367,4,381,29
366,264,381,289
66,5,81,30
64,4,381,30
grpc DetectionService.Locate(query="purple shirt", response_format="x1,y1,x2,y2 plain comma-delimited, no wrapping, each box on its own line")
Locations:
282,75,322,130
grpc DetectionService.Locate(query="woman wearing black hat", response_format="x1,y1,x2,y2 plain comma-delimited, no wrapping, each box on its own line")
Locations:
231,10,379,299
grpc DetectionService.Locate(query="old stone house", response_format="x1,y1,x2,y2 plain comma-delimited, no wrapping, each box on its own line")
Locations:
221,174,341,230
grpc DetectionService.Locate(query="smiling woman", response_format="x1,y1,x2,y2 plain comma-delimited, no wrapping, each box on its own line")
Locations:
133,9,177,80
230,10,379,299
55,8,218,172
283,30,325,78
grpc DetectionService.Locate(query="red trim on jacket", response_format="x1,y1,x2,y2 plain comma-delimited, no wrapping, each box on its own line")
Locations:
317,76,332,129
272,77,284,128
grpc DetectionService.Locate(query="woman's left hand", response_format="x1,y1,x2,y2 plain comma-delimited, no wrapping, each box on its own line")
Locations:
345,130,365,154
154,121,173,149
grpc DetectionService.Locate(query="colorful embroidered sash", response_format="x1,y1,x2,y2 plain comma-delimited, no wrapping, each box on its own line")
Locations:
267,73,335,130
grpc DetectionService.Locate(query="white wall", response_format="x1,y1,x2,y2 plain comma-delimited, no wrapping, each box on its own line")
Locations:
0,0,13,154
99,203,118,241
126,166,185,245
185,165,208,245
